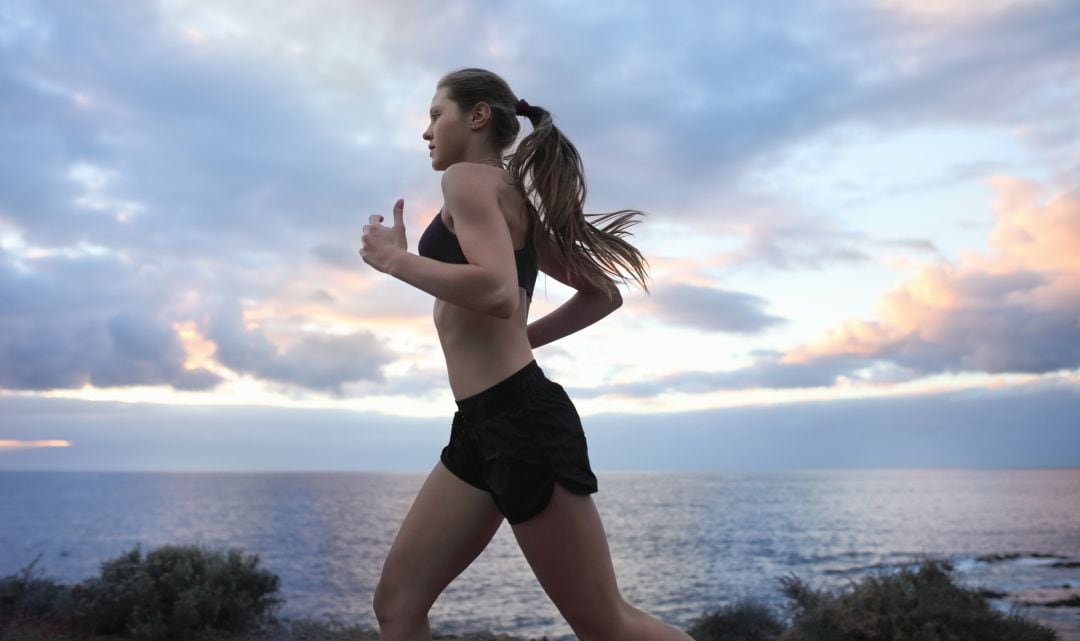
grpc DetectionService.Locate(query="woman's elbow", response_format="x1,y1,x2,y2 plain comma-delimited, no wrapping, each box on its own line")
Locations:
488,286,519,319
588,285,622,309
489,299,515,319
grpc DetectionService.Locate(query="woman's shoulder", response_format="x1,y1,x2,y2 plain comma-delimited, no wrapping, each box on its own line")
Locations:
442,162,528,234
440,162,509,221
441,162,518,208
444,161,518,187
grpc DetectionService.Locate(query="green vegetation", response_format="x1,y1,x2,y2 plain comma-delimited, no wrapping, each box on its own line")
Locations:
685,557,1061,641
0,548,1063,640
1,544,282,640
685,598,786,641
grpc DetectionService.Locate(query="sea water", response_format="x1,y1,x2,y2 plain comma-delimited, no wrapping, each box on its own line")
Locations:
2,468,1078,640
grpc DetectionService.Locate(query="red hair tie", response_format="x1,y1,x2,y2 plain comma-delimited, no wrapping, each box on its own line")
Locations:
515,99,530,116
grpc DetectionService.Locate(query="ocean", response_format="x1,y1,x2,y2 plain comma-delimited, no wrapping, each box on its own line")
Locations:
2,468,1078,640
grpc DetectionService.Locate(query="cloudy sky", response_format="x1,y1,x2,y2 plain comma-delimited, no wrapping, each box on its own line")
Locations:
1,0,1078,472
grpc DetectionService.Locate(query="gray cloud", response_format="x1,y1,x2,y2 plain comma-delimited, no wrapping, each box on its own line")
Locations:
0,251,220,390
592,179,1080,398
887,299,1080,376
566,353,866,399
576,267,1080,399
0,2,413,394
0,0,1076,396
842,2,1080,135
725,212,874,271
643,283,787,334
0,5,383,253
877,238,939,254
309,244,362,271
90,310,218,389
206,301,394,396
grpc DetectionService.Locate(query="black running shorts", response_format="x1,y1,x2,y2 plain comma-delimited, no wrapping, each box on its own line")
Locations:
439,359,599,524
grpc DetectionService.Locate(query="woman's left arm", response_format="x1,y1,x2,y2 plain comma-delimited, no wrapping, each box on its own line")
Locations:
360,166,522,318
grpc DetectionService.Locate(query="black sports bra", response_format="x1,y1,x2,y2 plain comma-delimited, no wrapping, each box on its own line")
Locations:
417,209,539,300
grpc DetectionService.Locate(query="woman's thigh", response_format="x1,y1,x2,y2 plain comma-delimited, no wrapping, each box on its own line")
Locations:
374,459,505,617
510,482,628,639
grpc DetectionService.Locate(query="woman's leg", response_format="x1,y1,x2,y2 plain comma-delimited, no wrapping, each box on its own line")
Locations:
373,459,505,641
511,482,694,641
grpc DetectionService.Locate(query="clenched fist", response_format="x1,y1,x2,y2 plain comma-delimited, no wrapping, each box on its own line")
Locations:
360,198,408,274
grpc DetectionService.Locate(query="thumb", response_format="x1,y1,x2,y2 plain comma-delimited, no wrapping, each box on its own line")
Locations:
393,198,405,226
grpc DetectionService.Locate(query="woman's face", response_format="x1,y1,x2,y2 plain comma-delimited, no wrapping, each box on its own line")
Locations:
423,86,468,171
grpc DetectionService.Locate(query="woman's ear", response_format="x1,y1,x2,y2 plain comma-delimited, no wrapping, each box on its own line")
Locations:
470,101,492,130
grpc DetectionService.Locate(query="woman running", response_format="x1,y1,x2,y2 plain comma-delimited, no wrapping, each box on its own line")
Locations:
360,67,693,641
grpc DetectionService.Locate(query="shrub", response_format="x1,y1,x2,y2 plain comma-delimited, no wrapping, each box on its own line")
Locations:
67,542,283,639
686,597,786,641
774,557,1060,641
0,553,74,623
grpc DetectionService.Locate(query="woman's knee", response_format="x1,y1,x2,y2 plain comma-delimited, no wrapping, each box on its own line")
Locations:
372,578,425,625
571,598,637,641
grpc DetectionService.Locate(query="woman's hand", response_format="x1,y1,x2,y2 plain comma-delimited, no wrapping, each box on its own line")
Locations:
360,198,408,274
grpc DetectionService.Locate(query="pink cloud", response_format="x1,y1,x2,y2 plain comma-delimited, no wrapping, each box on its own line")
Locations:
0,439,71,452
784,175,1080,376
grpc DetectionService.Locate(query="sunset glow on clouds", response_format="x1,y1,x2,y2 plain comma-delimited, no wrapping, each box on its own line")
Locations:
0,440,70,451
784,177,1080,375
1,0,1077,470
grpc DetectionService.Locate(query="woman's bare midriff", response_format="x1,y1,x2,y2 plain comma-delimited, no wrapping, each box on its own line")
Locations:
434,165,537,401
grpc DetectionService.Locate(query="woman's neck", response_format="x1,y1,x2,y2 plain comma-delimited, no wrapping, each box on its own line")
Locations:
460,145,504,167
